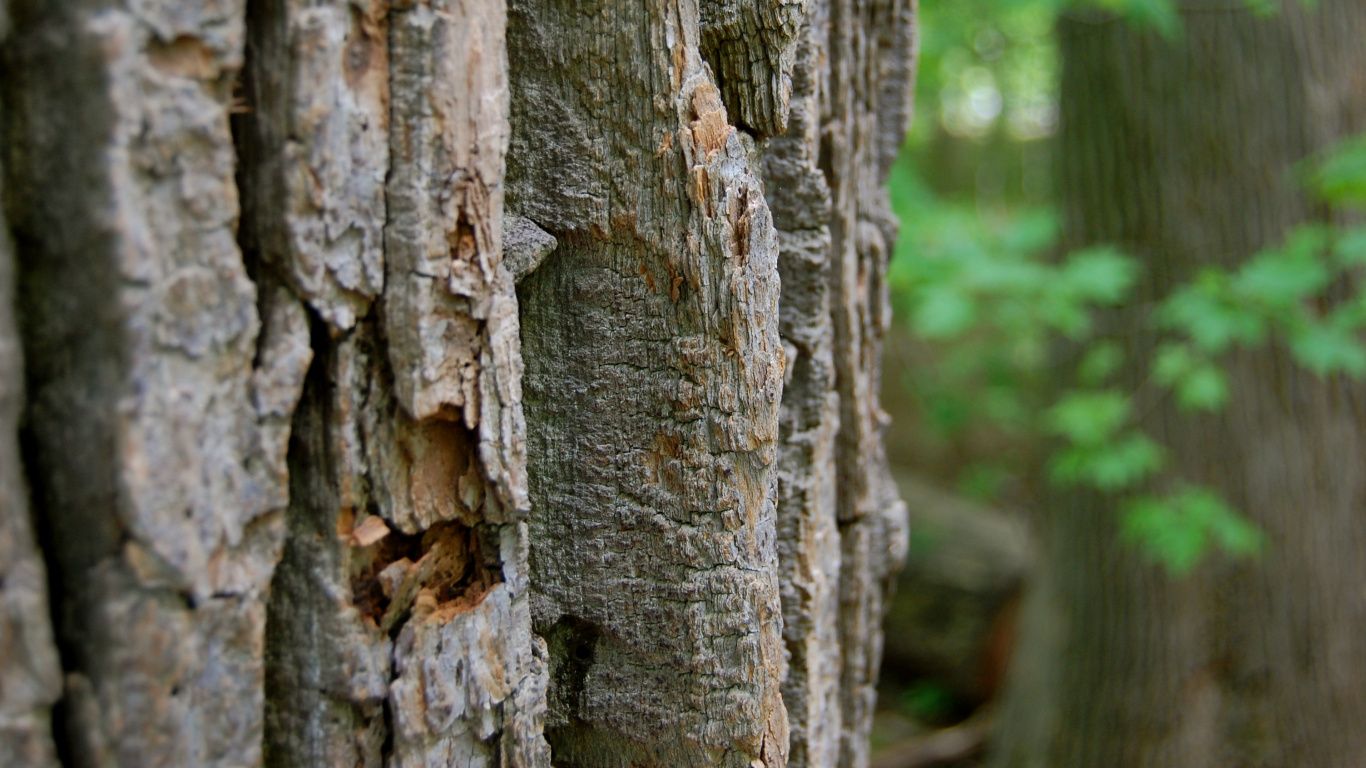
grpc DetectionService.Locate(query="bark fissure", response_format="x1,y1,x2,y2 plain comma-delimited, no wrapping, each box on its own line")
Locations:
0,11,64,761
758,1,915,766
3,0,307,760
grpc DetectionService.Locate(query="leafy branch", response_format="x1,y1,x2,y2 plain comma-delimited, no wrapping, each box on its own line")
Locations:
891,133,1366,574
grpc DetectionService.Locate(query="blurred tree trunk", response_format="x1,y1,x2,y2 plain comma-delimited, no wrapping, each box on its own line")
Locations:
992,2,1366,766
0,0,912,767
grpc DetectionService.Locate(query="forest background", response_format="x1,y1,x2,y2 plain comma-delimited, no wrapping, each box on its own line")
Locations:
878,0,1366,760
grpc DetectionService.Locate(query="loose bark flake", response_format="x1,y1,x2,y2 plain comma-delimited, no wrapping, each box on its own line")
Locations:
700,0,806,137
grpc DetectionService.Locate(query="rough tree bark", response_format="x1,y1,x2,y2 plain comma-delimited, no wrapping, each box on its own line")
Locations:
991,2,1366,766
0,0,913,766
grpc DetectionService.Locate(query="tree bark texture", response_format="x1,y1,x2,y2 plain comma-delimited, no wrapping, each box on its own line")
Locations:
991,3,1366,766
0,10,63,764
0,0,913,766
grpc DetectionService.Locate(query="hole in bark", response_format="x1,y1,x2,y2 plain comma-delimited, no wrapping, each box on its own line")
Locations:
350,519,501,636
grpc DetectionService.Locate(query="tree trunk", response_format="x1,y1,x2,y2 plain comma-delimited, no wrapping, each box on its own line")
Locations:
0,11,63,764
0,0,912,765
992,2,1366,766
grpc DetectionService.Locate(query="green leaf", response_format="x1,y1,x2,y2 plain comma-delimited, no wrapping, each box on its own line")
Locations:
1037,292,1093,338
1288,322,1366,378
1157,275,1266,353
1059,246,1140,305
1044,390,1130,446
1175,365,1228,412
1122,487,1265,575
1206,505,1266,558
1093,0,1181,39
1240,0,1277,14
913,289,978,339
1152,343,1195,385
1078,341,1124,385
1152,343,1228,411
1232,234,1330,309
1121,496,1207,575
1332,227,1366,266
1310,135,1366,205
900,681,956,722
1050,430,1164,490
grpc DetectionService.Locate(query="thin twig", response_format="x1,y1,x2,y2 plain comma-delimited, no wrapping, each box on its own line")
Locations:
870,708,996,768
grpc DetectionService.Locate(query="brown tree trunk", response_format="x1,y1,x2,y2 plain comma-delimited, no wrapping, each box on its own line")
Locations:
992,2,1366,766
0,0,912,765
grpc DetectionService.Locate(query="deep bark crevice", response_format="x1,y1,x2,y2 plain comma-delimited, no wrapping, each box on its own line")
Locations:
2,18,134,767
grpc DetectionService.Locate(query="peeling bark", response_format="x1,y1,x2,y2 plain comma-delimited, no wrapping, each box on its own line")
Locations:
700,0,805,136
244,0,549,764
235,0,389,332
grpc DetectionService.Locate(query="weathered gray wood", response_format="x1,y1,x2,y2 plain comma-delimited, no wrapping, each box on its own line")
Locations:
235,0,389,332
823,2,915,766
508,2,790,766
244,0,550,764
761,6,844,767
700,0,805,136
503,216,558,284
2,1,307,763
754,1,915,766
0,13,63,758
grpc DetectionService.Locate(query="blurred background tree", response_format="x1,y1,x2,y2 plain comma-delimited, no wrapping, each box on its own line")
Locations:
878,0,1366,765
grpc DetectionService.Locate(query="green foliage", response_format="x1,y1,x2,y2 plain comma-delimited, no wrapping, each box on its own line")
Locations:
890,42,1366,576
1309,134,1366,205
1155,223,1366,380
1092,0,1182,39
1122,488,1265,575
899,681,958,723
1152,345,1228,412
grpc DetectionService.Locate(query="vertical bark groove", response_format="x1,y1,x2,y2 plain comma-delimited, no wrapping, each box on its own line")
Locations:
2,0,307,760
0,9,63,764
